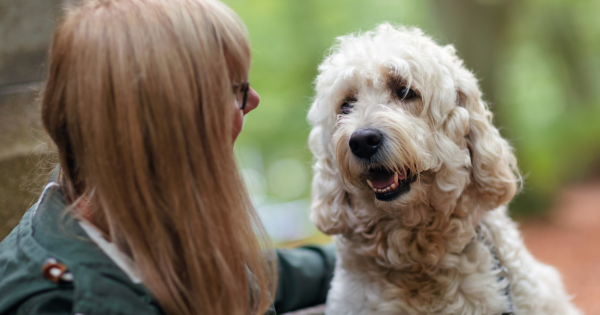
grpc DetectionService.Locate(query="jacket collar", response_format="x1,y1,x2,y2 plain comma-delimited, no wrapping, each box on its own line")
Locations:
30,176,154,299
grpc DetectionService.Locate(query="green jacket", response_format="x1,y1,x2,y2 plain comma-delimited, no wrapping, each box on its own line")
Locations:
0,177,335,315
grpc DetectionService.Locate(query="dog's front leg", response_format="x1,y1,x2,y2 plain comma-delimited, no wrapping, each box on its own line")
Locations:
325,262,377,315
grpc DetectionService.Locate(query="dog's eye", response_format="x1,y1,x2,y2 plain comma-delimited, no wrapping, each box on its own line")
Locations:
340,102,353,115
396,87,418,101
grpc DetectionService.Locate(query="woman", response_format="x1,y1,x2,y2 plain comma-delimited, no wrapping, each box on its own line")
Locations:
0,0,334,314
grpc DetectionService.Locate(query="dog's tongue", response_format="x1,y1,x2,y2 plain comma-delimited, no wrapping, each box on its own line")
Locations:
368,169,405,189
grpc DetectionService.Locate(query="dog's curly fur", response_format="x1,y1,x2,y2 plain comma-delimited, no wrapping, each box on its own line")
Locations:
308,24,582,315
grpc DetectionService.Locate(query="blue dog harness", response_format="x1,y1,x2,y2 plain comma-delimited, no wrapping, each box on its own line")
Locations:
476,225,516,315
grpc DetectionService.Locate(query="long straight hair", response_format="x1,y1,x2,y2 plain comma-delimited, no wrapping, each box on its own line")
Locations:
41,0,276,314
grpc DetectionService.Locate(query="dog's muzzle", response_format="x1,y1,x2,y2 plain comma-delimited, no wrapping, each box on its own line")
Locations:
348,128,417,201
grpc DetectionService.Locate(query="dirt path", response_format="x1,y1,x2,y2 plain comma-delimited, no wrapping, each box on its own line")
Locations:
520,183,600,314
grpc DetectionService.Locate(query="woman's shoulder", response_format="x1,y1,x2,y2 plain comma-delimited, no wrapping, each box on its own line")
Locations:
0,183,163,315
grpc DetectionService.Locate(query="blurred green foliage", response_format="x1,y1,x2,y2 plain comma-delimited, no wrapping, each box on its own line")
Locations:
497,0,600,214
225,0,600,215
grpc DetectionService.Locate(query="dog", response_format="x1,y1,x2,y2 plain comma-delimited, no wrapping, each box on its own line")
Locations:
307,24,582,315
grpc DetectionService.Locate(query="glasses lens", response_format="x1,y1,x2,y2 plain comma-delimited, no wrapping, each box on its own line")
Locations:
237,82,249,110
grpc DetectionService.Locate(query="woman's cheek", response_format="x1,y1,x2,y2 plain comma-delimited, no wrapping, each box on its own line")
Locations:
232,109,244,143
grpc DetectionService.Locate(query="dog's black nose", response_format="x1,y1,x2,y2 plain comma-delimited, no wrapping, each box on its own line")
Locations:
349,128,382,159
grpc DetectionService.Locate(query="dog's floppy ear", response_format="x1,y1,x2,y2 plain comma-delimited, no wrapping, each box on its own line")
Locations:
308,125,351,235
457,76,521,210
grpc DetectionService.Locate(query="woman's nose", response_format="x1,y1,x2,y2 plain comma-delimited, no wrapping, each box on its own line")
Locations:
243,87,259,115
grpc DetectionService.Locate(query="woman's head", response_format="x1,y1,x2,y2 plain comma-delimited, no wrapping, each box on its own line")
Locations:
44,0,251,188
42,0,274,314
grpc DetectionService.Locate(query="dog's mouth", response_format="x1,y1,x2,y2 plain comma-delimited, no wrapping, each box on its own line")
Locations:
365,167,416,201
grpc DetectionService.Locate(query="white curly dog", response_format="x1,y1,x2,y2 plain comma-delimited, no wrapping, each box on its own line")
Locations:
308,24,582,315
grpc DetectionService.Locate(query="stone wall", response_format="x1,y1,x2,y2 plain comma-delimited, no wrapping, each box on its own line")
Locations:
0,0,66,239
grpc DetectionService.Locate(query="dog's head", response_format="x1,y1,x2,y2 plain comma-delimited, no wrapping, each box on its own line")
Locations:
308,24,521,235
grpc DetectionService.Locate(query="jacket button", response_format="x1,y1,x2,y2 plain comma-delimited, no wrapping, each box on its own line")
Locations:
42,257,73,283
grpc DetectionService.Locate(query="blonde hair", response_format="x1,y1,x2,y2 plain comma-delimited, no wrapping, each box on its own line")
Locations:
41,0,276,314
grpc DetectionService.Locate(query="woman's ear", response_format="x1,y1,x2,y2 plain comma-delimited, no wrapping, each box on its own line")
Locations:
308,125,351,235
458,84,522,211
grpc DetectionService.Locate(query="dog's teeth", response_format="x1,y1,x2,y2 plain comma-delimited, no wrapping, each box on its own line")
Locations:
394,172,398,184
373,181,400,194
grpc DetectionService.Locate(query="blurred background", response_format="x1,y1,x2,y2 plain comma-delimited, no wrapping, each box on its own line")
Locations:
1,0,599,312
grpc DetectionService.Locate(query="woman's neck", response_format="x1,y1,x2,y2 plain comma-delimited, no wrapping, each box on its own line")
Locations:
76,198,111,240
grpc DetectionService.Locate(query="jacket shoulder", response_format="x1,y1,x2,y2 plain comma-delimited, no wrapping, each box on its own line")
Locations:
0,206,59,314
0,183,163,315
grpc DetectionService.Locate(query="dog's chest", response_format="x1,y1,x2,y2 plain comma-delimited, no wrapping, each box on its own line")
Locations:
333,238,511,315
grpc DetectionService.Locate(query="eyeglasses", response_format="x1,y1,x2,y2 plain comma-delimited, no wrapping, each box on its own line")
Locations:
233,81,249,110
